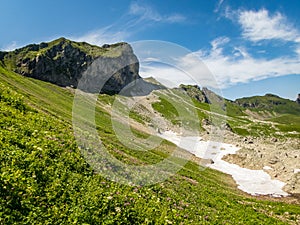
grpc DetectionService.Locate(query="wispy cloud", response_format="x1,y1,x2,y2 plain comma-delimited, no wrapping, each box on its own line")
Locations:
214,0,225,13
296,45,300,57
194,37,300,88
140,35,300,90
210,36,230,56
71,2,186,46
140,64,198,88
164,14,186,23
129,2,186,23
71,27,129,46
2,41,19,51
238,9,300,43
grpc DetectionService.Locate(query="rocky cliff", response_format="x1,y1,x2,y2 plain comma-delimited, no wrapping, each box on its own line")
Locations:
179,84,209,103
0,38,142,94
178,84,225,106
296,94,300,104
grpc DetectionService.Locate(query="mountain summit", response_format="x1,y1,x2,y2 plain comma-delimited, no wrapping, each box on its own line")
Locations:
0,38,141,94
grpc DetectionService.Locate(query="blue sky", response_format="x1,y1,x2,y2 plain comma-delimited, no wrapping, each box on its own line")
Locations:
1,0,299,100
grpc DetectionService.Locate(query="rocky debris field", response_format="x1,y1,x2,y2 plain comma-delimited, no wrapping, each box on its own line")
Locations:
223,134,300,195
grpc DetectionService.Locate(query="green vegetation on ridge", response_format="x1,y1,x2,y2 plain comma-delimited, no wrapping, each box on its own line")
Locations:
235,94,300,116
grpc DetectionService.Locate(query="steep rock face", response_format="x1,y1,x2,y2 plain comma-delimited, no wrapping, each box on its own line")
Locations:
0,38,141,94
78,43,140,94
202,87,224,105
178,85,225,106
296,94,300,104
179,84,209,103
15,40,92,87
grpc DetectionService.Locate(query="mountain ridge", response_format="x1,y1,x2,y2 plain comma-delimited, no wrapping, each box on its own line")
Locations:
0,37,141,94
1,38,298,103
234,93,300,115
177,84,300,117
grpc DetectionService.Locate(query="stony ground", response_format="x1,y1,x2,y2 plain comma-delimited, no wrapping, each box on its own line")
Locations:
223,133,300,195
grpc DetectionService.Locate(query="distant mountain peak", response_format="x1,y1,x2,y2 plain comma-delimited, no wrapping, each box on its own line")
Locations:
235,94,300,115
265,93,280,98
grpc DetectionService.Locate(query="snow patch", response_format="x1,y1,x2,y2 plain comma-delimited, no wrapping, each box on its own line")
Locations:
294,169,300,174
159,131,289,197
263,166,273,171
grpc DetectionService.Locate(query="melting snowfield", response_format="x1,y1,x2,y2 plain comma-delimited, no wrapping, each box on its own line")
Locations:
159,131,289,197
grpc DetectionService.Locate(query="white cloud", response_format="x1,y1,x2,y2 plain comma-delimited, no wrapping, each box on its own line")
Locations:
140,64,196,88
70,2,186,47
232,46,250,58
210,36,230,57
2,41,19,51
129,2,161,22
295,45,300,58
238,9,300,42
194,37,300,88
129,2,186,23
214,0,225,13
165,14,186,23
71,28,129,46
139,37,300,90
138,52,222,89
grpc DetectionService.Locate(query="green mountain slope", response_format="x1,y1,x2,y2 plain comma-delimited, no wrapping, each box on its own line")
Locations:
235,94,300,116
0,39,300,224
1,70,300,224
159,85,300,137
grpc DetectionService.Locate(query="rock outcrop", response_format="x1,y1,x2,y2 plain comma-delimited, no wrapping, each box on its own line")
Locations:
179,84,209,103
0,38,144,94
202,87,225,106
178,84,225,105
296,94,300,104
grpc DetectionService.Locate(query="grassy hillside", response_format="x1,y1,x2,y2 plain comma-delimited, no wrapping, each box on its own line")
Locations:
235,94,300,116
149,85,299,138
1,63,300,224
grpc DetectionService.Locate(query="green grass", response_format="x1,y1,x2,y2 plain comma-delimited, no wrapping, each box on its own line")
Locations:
269,114,300,125
235,94,300,116
192,99,210,111
225,100,247,117
129,109,152,125
151,90,204,131
1,68,300,224
271,114,300,136
152,96,180,125
229,113,300,138
0,65,75,121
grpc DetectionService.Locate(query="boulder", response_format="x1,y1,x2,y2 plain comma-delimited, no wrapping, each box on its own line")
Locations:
296,94,300,104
